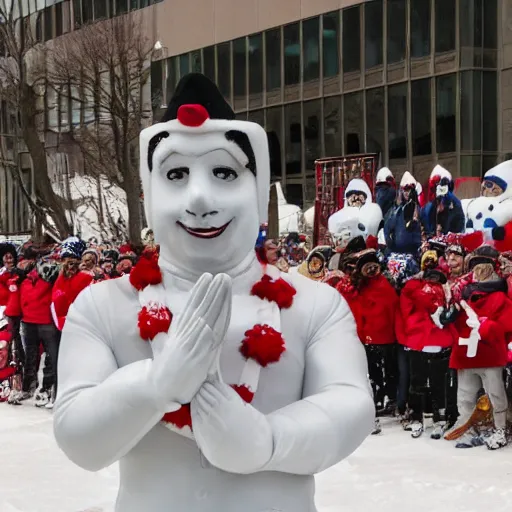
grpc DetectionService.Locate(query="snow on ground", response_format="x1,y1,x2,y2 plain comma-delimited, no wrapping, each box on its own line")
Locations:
0,408,511,512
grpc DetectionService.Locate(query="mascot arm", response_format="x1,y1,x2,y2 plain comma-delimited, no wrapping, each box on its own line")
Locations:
263,289,374,474
192,287,373,476
53,288,164,472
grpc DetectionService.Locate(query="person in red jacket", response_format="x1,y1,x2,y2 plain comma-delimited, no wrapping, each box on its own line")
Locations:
52,238,93,332
336,236,399,435
19,257,60,407
448,246,512,450
397,266,457,439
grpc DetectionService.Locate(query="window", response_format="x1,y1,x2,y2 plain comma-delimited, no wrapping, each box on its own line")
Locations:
411,79,432,156
436,74,456,153
73,0,81,27
82,0,93,24
179,53,190,76
388,83,408,159
461,71,482,151
116,0,128,15
484,0,497,49
94,0,108,19
387,0,406,64
304,100,320,170
344,92,363,154
130,0,138,10
55,2,63,36
323,12,340,78
410,0,430,58
285,103,302,175
44,6,53,41
365,0,383,69
435,0,456,53
248,110,264,126
248,34,263,98
191,50,201,73
483,71,497,151
366,87,385,155
460,0,482,59
303,17,319,82
216,43,231,100
324,96,341,157
233,38,247,105
286,184,304,209
266,28,281,92
266,107,283,179
166,56,178,103
284,23,300,86
150,60,163,108
203,46,215,82
343,6,360,73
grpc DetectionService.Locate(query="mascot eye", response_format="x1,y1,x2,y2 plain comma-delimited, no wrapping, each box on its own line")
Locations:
476,212,483,220
166,167,189,181
213,167,238,181
489,204,494,212
358,223,366,231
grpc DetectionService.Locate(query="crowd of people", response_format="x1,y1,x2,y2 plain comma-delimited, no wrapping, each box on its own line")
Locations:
1,161,512,454
259,164,512,451
0,228,157,408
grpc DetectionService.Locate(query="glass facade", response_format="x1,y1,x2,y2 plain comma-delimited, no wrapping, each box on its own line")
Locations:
154,0,499,207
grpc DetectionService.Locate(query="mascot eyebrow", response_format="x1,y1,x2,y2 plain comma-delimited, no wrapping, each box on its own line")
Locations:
147,129,256,175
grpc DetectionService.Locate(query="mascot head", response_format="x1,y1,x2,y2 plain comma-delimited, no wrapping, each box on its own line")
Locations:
482,160,512,200
139,73,270,274
428,165,453,202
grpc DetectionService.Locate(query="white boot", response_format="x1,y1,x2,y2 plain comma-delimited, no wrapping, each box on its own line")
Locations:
430,422,444,440
485,428,508,450
410,421,424,438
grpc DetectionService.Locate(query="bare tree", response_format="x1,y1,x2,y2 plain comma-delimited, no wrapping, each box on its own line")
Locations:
0,0,71,239
47,14,154,245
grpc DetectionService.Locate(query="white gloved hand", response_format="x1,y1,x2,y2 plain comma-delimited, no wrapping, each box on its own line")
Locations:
430,306,444,329
149,273,232,412
460,300,480,330
508,342,512,351
191,379,273,474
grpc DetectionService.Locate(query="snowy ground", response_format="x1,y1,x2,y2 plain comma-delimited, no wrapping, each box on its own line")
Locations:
1,406,511,512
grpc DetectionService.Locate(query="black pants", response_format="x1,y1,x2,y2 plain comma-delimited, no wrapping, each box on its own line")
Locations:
7,316,24,364
364,344,396,410
408,349,453,423
21,322,60,394
396,345,410,415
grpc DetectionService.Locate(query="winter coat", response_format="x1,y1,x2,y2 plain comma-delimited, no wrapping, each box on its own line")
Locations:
420,193,465,238
450,287,512,370
19,269,54,325
52,272,93,331
0,268,11,306
375,184,396,220
396,279,456,351
336,274,398,345
384,204,422,255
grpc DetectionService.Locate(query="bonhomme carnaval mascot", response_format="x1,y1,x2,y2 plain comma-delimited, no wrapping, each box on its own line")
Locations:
53,74,374,512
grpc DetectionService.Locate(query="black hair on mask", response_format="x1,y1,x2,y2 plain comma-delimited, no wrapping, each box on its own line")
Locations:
225,130,256,175
147,131,170,172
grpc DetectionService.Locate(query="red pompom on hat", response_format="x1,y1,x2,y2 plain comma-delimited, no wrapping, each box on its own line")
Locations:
177,104,209,127
138,304,172,341
240,324,286,367
130,251,162,291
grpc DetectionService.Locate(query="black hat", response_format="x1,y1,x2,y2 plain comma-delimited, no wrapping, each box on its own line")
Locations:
423,268,448,285
161,73,235,123
0,243,17,266
466,245,499,272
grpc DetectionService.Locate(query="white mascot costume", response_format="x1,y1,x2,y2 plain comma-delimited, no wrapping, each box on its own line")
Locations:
53,74,374,512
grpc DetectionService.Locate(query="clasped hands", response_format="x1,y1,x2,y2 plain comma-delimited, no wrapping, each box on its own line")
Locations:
149,273,273,473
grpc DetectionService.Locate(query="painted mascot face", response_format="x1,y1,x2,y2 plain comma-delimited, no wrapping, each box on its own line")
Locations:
465,196,512,232
148,132,259,273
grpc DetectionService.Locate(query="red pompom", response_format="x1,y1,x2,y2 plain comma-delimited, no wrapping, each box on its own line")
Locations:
251,274,296,309
231,384,255,403
366,235,378,250
138,303,172,341
240,324,285,367
162,404,191,429
461,231,484,253
177,104,209,127
130,252,162,291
